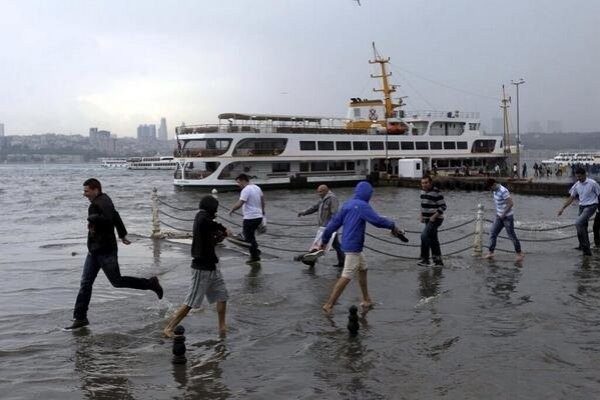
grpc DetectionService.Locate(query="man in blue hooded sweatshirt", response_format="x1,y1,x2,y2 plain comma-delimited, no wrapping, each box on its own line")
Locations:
319,181,403,315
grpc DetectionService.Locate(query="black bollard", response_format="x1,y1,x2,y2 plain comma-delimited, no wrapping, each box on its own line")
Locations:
347,305,359,336
172,325,187,364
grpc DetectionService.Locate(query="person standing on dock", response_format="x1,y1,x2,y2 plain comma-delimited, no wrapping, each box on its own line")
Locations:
557,167,600,256
163,196,230,338
229,173,265,264
319,181,403,315
483,178,525,262
418,175,447,266
65,178,163,331
297,184,345,267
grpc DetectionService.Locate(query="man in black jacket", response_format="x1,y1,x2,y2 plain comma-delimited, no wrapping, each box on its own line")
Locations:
163,195,230,338
65,178,163,330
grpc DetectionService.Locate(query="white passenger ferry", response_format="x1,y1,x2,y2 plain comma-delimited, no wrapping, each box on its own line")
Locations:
99,158,128,168
173,48,507,188
127,156,177,170
541,152,600,167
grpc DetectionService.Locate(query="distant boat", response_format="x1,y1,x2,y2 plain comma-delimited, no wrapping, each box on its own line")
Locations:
541,152,600,167
99,157,128,168
127,156,177,170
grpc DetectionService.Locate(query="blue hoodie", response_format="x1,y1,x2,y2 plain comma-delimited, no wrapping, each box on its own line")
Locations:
321,181,395,252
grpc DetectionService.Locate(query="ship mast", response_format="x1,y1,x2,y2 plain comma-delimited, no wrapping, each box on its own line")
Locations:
500,85,511,154
369,42,399,119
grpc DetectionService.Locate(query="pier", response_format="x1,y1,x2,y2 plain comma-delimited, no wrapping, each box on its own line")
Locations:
374,175,572,196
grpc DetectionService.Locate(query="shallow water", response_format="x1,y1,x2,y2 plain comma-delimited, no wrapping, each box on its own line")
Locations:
1,164,600,399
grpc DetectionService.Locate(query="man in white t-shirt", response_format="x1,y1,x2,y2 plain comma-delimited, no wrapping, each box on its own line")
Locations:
229,173,265,264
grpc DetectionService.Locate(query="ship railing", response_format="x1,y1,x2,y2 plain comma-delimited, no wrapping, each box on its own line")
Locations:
150,190,580,258
403,110,480,119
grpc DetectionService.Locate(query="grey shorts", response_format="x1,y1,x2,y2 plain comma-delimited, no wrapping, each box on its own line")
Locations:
184,268,229,308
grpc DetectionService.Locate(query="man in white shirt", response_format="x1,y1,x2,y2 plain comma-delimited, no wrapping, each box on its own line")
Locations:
558,167,600,256
229,174,265,264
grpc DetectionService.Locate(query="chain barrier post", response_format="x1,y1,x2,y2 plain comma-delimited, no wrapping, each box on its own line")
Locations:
151,187,162,239
472,204,484,257
211,188,218,199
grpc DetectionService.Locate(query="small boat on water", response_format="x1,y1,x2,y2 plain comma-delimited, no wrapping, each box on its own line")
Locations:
172,44,507,188
127,156,177,170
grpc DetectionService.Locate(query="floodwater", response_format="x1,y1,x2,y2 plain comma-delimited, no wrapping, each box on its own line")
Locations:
1,163,600,399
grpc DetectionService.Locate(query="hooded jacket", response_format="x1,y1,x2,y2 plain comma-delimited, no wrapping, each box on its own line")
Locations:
321,181,395,252
87,193,127,254
191,196,227,270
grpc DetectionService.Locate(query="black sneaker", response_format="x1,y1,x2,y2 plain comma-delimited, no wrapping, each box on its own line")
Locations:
64,318,89,330
246,257,261,265
433,257,444,266
417,259,433,267
149,276,163,299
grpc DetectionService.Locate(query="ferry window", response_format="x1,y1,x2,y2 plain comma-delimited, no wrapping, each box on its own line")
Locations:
387,141,399,150
437,160,449,168
353,108,361,117
183,138,232,157
430,142,442,150
300,162,309,172
401,142,414,150
457,141,468,150
233,138,288,156
311,161,328,171
370,142,384,150
469,123,479,130
272,163,290,173
300,141,316,151
472,139,496,153
346,161,355,170
450,160,462,167
336,141,351,151
318,141,334,151
329,161,345,171
353,141,368,150
415,142,429,150
444,142,456,150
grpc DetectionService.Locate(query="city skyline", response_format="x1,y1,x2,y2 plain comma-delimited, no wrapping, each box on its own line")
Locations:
1,1,599,137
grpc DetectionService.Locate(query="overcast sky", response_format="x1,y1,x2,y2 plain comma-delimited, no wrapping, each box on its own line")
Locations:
1,0,598,137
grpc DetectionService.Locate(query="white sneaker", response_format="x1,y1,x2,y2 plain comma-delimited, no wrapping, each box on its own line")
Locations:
302,249,324,263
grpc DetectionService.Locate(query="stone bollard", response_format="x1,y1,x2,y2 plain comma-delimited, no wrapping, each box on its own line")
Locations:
151,187,162,239
211,188,218,199
347,305,359,336
472,203,484,257
172,325,187,364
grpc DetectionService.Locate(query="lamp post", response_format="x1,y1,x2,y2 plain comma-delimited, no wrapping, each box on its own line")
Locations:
511,78,525,179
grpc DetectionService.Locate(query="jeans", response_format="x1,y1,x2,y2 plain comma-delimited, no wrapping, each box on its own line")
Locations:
488,215,521,253
575,205,597,252
420,219,443,261
73,252,153,320
243,217,263,259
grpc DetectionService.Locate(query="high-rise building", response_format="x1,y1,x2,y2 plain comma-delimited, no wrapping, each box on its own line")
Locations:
89,127,116,153
137,124,157,142
0,123,5,137
158,118,168,141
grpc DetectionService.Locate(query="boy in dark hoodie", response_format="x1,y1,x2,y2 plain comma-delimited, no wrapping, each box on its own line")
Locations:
163,195,230,337
319,181,403,315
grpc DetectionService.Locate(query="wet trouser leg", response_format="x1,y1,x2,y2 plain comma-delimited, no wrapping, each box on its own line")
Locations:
332,234,344,265
502,215,521,253
243,217,263,259
421,219,442,260
593,210,600,247
487,215,505,253
576,205,597,252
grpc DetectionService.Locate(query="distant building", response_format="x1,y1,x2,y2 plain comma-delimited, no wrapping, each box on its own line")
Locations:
0,123,4,137
89,127,117,153
158,118,168,141
527,120,543,134
547,120,563,134
137,124,157,142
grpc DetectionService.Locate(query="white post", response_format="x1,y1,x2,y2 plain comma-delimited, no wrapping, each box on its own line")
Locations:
151,187,162,238
472,203,484,257
211,188,218,199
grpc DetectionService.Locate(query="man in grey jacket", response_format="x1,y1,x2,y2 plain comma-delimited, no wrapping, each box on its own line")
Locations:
298,185,345,267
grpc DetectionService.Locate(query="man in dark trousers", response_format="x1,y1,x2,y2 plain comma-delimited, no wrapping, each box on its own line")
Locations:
297,184,345,267
65,178,163,330
418,175,447,266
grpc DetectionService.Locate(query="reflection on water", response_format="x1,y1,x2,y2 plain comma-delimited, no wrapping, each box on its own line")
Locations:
485,262,522,303
418,266,444,299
